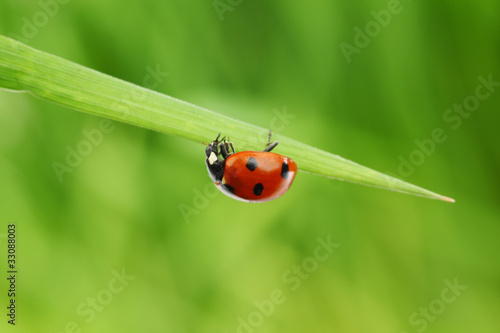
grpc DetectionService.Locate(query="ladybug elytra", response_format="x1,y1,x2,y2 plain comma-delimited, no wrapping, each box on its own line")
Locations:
205,132,297,202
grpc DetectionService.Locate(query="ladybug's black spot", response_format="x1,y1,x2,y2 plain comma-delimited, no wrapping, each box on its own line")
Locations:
281,162,289,179
246,157,258,171
253,183,264,196
222,184,235,194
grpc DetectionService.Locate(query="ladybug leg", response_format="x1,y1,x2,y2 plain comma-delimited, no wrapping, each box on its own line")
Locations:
263,130,279,152
264,141,279,152
228,141,235,154
217,141,226,156
219,138,235,159
223,136,235,154
266,130,273,143
215,135,226,149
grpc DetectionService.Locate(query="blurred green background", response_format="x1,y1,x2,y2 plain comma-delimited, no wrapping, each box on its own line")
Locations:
1,0,499,332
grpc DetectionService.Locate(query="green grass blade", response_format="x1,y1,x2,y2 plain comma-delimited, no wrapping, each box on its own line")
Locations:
0,35,454,202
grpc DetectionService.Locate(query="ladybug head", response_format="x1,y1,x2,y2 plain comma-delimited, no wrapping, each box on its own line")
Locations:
205,133,222,160
205,133,226,183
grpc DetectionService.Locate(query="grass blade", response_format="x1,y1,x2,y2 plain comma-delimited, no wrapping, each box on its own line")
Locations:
0,35,454,202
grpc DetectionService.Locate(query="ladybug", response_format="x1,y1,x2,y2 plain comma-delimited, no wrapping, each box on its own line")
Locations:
205,131,297,202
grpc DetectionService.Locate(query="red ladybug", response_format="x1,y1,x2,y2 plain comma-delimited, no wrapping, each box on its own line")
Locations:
205,132,297,202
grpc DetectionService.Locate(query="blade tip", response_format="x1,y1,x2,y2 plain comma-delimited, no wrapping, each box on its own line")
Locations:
441,196,455,203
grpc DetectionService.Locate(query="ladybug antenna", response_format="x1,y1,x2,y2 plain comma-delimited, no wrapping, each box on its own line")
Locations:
202,132,222,145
